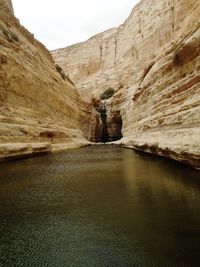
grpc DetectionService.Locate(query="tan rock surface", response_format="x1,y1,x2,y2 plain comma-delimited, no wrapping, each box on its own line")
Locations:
0,0,14,15
52,0,200,169
0,0,88,160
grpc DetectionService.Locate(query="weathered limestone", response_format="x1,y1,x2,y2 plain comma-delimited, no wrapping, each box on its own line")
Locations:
52,0,200,169
0,0,14,14
0,0,88,160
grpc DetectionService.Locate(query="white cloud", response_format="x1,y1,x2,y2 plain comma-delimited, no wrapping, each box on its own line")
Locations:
12,0,140,50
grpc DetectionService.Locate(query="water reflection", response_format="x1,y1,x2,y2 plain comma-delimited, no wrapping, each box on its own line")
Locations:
122,149,200,200
0,146,200,267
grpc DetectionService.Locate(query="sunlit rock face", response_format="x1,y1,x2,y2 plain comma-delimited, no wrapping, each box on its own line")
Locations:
0,0,88,160
52,0,200,169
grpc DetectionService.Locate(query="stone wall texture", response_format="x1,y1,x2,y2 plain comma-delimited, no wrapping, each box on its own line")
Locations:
0,0,88,160
52,0,200,169
0,0,14,14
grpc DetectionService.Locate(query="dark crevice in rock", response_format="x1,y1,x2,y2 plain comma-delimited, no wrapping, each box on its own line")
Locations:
100,103,109,143
108,110,123,142
92,99,123,143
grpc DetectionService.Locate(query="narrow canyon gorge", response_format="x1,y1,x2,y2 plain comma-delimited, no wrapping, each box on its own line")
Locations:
1,1,200,266
0,0,200,169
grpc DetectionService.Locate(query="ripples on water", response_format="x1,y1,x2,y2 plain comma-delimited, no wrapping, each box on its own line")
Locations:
0,145,200,266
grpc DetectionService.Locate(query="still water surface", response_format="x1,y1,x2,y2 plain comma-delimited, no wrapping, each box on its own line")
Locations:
0,146,200,267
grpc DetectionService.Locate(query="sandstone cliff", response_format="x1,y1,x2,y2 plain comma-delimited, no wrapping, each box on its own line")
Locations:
0,0,14,15
0,0,87,160
52,0,200,169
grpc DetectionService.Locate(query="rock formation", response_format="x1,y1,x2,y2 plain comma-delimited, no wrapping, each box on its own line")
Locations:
0,0,199,169
52,0,200,170
0,0,88,160
0,0,14,14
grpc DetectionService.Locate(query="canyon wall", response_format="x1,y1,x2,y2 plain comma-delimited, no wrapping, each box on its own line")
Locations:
1,0,14,14
52,0,200,169
0,0,88,160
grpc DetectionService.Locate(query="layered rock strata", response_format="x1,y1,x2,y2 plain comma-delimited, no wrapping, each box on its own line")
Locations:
0,0,88,160
52,0,200,169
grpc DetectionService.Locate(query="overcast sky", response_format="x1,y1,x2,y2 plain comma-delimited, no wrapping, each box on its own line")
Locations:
12,0,140,50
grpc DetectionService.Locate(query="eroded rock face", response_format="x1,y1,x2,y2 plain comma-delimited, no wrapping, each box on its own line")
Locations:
0,0,88,160
52,0,200,169
0,0,14,15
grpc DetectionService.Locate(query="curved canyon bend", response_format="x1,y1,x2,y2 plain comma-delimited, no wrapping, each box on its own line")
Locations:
0,0,200,266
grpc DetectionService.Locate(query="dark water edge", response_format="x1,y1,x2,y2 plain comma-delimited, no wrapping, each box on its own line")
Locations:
0,145,200,267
